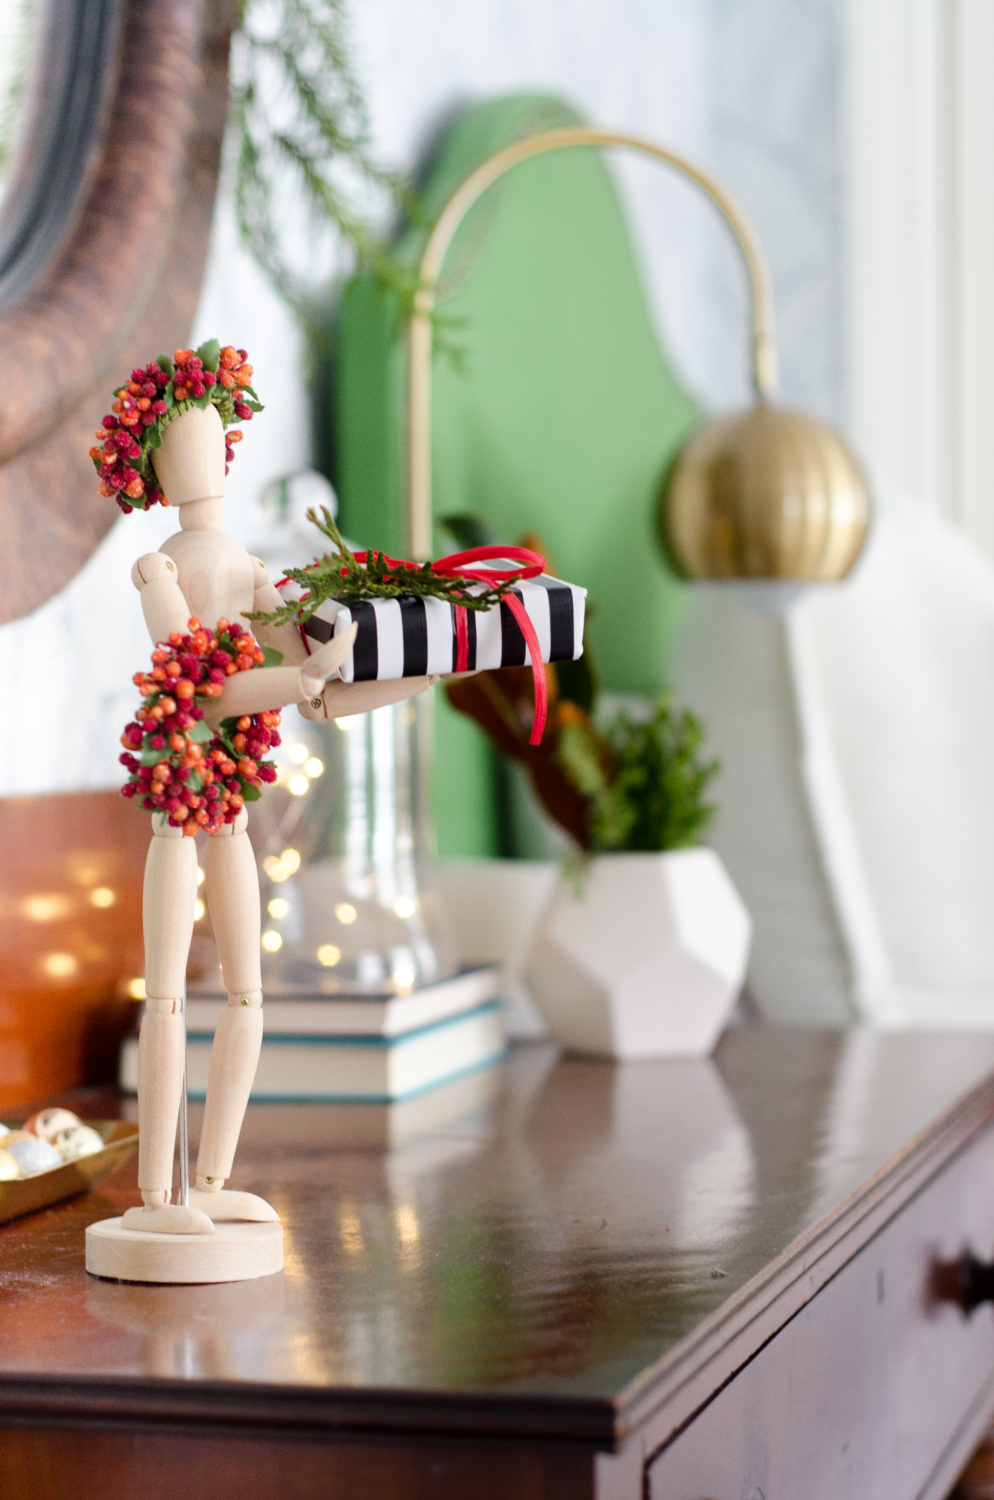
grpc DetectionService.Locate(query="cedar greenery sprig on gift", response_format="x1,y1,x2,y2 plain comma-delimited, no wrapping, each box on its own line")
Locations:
247,506,527,630
90,341,264,514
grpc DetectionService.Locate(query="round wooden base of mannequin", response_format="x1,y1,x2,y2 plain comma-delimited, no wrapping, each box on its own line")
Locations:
85,1216,284,1284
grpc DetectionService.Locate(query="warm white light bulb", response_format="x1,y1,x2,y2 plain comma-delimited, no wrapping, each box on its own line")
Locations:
261,930,283,953
317,944,341,966
334,902,357,925
43,952,77,978
23,894,70,923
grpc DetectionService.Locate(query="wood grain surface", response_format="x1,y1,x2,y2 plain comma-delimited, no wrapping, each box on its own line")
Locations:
0,0,237,624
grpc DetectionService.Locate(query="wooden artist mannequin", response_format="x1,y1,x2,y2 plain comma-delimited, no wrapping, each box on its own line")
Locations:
122,404,433,1238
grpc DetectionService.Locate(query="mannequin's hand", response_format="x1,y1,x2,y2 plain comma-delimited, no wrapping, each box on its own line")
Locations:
297,623,358,700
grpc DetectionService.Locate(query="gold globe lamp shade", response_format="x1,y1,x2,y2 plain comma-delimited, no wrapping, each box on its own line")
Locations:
662,405,870,581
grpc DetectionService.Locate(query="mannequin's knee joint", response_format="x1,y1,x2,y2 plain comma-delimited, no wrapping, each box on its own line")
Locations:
145,996,182,1015
227,990,263,1009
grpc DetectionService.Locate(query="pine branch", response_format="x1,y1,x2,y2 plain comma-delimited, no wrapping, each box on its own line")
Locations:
231,0,428,325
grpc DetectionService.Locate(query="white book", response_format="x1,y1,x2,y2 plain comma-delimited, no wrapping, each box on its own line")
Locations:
120,1001,506,1103
183,964,501,1038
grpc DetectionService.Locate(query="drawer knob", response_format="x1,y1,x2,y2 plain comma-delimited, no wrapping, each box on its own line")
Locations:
959,1252,994,1313
934,1251,994,1314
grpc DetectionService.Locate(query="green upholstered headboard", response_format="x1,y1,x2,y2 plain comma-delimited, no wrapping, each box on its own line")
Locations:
333,94,700,856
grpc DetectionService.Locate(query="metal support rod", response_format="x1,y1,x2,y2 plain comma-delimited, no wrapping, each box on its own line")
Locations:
178,987,190,1207
406,125,779,560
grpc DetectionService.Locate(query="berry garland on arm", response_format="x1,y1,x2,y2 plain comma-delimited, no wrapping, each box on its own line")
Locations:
120,618,282,836
90,339,263,514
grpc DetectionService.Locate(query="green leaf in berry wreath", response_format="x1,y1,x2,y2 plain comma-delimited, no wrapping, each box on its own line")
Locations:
240,781,262,802
196,337,220,373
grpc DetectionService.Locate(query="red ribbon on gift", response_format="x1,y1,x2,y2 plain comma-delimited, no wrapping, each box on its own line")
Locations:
289,545,550,746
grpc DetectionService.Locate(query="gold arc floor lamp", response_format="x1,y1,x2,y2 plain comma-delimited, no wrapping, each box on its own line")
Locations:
405,126,870,582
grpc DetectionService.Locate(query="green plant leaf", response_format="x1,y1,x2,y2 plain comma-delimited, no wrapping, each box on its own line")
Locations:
557,693,720,853
141,747,170,766
196,337,220,373
439,513,502,550
188,719,214,743
261,645,285,667
156,353,173,375
240,781,262,801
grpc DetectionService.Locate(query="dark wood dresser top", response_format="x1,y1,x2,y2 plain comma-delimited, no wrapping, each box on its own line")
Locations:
3,1029,994,1459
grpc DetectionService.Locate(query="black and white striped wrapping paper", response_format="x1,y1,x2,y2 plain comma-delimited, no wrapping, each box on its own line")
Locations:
277,574,586,683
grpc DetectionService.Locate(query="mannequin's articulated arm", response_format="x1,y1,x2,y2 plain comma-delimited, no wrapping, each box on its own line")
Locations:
205,623,359,722
305,675,434,720
132,553,192,644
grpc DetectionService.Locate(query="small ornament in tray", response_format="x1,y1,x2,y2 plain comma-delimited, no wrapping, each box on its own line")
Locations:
0,1112,139,1226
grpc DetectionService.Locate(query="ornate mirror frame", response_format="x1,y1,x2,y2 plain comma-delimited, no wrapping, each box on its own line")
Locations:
0,0,236,624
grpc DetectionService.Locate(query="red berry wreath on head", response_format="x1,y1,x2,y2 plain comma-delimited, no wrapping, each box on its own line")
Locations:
89,339,263,514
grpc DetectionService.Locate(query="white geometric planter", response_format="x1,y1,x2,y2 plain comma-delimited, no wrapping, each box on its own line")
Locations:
524,849,752,1058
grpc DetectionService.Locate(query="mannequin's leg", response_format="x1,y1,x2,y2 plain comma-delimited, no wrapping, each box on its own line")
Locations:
122,815,213,1234
194,808,266,1199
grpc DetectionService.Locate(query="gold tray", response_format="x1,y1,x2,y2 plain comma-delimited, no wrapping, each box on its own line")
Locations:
0,1120,139,1226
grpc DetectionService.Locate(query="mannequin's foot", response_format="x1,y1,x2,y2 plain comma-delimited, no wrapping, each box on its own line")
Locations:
121,1203,215,1235
189,1187,280,1223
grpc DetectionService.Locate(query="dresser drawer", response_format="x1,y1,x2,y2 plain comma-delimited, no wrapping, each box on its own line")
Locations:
647,1125,994,1500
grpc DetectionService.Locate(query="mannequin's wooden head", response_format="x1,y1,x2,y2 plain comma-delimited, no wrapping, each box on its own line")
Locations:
152,405,226,508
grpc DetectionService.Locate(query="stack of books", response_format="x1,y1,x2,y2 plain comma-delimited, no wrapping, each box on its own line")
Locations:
120,965,505,1113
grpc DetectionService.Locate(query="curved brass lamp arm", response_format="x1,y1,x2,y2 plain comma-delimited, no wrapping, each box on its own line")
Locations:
407,126,778,557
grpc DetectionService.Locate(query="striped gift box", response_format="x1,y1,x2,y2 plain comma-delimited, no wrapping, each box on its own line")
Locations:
277,573,586,683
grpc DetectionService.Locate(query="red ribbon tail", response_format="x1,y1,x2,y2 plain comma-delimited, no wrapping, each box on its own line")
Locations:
504,595,547,746
454,605,469,672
